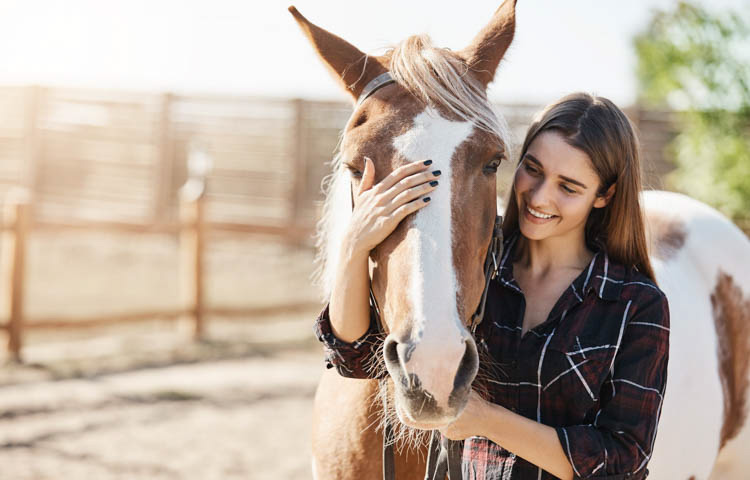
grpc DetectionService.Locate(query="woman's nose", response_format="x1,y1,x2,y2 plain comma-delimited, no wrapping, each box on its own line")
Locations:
528,178,553,207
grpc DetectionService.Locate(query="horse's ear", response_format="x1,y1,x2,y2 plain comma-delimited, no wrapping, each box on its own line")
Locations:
459,0,517,88
288,6,388,103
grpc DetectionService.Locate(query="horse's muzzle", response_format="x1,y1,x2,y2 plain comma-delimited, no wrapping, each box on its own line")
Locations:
383,333,479,424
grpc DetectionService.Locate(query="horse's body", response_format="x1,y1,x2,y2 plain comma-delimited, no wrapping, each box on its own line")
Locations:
289,3,750,479
642,191,750,480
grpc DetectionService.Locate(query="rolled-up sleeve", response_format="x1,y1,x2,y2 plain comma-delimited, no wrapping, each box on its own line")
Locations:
313,303,385,379
556,292,670,479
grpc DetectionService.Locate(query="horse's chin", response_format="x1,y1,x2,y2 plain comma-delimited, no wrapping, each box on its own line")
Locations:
393,398,463,431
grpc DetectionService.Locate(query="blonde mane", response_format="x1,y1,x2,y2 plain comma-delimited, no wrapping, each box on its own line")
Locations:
311,34,510,303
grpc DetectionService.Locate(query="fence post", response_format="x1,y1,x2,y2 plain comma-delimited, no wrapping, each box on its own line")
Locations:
1,189,31,362
289,98,307,241
179,148,210,340
179,184,205,340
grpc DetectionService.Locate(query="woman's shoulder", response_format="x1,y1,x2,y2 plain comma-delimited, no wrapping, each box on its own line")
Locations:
619,266,665,298
618,266,670,327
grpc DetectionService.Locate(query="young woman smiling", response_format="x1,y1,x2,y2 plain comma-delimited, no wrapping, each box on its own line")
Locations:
315,92,669,480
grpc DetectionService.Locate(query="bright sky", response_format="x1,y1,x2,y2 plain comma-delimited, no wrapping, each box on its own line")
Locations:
0,0,744,106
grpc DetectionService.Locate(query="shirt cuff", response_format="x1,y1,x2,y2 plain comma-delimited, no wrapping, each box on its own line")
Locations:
313,303,384,379
556,426,648,480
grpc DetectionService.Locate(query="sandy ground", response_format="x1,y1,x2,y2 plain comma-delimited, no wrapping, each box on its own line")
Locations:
1,318,324,480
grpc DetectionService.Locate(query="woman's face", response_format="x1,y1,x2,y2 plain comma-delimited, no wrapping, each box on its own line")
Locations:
514,130,609,242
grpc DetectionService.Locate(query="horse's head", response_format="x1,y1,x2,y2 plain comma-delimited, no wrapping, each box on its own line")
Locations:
294,2,515,429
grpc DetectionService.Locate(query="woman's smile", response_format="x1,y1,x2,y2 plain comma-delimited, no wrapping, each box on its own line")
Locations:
524,204,558,223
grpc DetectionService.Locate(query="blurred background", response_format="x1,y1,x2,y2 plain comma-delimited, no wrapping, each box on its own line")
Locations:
0,1,748,478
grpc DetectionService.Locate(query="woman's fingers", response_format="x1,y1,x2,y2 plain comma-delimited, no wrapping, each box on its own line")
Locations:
390,194,432,223
390,178,438,206
383,167,440,202
375,159,432,194
347,158,438,253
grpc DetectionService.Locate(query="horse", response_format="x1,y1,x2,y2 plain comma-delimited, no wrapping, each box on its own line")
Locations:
288,2,750,479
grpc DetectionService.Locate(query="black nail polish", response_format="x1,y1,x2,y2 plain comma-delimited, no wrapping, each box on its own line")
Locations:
429,180,439,187
433,170,441,176
423,160,433,166
423,197,431,202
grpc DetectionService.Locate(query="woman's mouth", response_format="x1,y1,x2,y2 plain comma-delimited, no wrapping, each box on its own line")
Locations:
524,204,558,223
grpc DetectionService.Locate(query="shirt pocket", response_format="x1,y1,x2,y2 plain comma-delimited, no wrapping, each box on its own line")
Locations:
541,334,616,418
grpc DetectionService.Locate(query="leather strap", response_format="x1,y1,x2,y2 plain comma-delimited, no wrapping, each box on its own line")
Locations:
357,72,396,106
382,393,397,480
424,431,463,480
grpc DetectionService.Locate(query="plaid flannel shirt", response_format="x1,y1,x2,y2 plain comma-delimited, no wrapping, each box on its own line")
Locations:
314,233,670,480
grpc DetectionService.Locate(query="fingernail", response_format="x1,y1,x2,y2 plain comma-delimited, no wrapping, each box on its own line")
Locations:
433,170,441,176
423,197,431,202
423,160,433,166
429,180,439,187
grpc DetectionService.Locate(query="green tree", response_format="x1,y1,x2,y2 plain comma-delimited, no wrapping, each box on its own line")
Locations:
634,1,750,221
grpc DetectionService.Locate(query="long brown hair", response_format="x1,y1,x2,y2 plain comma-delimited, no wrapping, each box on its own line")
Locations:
502,92,655,281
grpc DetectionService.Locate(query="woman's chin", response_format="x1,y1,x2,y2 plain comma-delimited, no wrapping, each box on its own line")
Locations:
519,219,555,240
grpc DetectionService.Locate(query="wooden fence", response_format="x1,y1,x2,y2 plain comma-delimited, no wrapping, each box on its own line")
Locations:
0,86,681,362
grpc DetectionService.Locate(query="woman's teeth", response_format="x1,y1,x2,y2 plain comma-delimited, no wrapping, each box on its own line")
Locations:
527,206,555,219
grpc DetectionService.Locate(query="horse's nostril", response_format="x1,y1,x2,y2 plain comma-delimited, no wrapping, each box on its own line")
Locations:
384,337,399,366
454,337,479,392
383,337,421,388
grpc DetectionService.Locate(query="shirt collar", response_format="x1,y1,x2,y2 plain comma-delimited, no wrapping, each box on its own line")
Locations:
496,231,624,302
576,247,624,301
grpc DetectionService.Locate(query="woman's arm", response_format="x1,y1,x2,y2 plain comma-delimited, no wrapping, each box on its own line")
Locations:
441,392,574,480
483,402,574,480
328,237,372,343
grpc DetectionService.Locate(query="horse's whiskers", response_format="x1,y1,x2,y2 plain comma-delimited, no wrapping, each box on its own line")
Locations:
371,378,431,458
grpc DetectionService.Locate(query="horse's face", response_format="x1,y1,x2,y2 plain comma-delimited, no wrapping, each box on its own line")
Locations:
292,1,516,428
343,88,504,427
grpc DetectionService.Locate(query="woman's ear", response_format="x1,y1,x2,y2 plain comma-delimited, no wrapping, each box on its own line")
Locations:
593,183,616,208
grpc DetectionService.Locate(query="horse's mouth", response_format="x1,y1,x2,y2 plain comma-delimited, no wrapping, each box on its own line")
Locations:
393,392,464,430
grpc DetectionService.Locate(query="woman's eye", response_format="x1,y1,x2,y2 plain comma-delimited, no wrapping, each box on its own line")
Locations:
524,163,539,175
561,184,576,194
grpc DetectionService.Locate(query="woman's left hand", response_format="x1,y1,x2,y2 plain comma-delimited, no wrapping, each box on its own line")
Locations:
439,390,492,440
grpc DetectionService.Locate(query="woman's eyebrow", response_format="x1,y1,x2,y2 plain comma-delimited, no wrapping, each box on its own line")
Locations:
524,153,543,168
525,153,589,189
559,175,588,190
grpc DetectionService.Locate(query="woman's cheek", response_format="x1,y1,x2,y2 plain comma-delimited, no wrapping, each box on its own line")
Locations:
558,194,592,224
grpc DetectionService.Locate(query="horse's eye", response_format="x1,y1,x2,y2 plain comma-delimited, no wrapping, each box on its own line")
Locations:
344,164,362,178
483,156,503,173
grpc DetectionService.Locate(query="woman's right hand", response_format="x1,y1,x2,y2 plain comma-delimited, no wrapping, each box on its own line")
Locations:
345,157,441,256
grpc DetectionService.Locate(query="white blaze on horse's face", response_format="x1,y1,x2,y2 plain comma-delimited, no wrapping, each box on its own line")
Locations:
382,108,480,427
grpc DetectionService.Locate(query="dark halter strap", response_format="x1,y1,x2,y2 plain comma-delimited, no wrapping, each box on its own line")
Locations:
357,72,396,106
348,72,504,479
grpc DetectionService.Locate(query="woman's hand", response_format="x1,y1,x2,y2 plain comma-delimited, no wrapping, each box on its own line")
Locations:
345,157,440,256
439,390,492,441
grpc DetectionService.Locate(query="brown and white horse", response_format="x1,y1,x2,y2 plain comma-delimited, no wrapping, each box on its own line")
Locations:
289,3,750,479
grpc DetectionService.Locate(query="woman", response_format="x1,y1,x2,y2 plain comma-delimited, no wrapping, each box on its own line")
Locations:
315,93,669,479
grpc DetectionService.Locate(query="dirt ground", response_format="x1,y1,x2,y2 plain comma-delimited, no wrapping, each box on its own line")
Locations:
1,315,324,480
0,233,327,479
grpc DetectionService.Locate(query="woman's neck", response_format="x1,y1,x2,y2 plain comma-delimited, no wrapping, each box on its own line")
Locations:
516,228,593,277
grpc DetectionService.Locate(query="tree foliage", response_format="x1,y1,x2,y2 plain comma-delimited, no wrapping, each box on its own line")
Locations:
634,1,750,220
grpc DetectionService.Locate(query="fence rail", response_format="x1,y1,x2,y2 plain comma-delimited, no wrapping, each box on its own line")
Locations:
0,186,314,362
